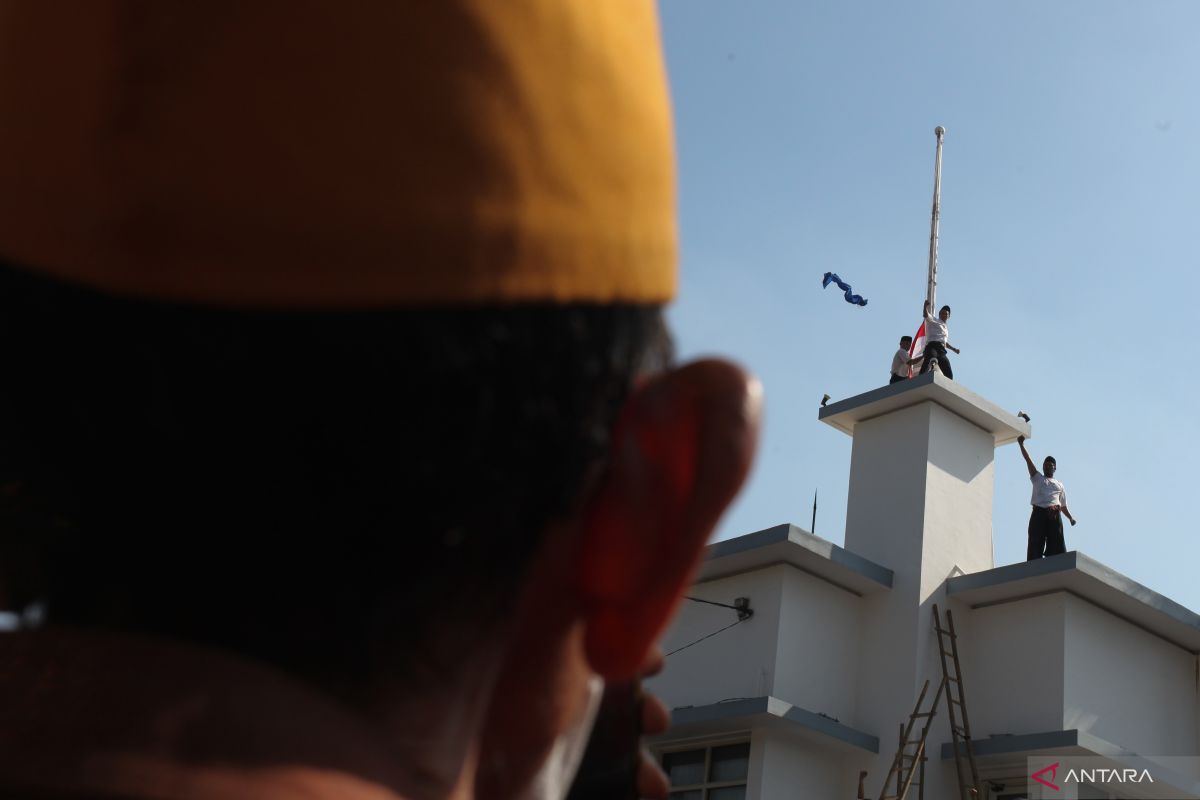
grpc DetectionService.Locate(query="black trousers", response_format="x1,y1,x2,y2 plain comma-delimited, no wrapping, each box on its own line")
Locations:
1027,506,1066,560
889,373,906,384
919,342,953,379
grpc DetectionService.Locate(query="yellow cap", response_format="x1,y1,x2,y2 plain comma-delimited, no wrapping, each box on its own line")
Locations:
0,2,676,308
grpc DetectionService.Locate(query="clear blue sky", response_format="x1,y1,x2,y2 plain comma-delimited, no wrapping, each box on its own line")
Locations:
659,1,1200,610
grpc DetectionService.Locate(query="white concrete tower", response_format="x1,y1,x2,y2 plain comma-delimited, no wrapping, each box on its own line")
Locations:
819,372,1029,797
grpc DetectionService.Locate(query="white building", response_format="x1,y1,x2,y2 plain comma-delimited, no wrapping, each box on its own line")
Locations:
648,373,1200,800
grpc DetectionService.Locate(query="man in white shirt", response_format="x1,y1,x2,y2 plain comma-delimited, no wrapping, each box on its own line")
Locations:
890,335,913,384
916,301,961,379
1018,435,1077,560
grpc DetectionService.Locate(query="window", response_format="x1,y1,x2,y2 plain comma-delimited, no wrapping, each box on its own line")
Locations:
661,742,750,800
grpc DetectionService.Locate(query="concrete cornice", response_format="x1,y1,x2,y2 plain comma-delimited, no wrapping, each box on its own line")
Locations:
939,728,1135,760
940,729,1200,797
659,696,879,754
947,551,1200,653
818,371,1030,446
698,524,893,596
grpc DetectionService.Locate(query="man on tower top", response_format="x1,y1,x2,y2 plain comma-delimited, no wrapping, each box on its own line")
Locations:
890,335,913,384
913,300,961,379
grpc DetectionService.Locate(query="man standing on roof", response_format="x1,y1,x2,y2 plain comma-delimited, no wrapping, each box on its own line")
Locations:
1018,435,1077,560
889,335,913,384
915,300,960,379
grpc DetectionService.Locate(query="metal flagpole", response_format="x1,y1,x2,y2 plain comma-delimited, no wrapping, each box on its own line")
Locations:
926,126,946,313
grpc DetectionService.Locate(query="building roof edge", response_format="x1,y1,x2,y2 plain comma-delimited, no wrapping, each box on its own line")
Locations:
699,524,893,595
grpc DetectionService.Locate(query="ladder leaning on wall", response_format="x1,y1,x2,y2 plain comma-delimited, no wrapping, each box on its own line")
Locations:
875,677,943,800
867,604,982,800
933,604,982,800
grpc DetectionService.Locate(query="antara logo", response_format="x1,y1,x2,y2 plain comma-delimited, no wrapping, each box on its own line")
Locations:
1029,761,1155,790
1066,768,1154,784
1031,762,1059,790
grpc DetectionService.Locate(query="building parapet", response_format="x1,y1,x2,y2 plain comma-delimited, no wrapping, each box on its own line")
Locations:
947,551,1200,653
663,696,880,754
818,370,1029,446
699,523,893,596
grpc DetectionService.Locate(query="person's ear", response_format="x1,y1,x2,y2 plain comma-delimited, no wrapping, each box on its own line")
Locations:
578,359,761,680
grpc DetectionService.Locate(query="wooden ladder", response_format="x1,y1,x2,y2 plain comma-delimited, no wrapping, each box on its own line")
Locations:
876,677,944,800
933,604,982,800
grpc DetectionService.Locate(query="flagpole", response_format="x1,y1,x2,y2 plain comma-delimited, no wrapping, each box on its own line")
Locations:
926,126,945,313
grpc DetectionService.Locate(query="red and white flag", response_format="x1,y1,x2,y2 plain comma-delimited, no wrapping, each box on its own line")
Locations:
907,321,926,378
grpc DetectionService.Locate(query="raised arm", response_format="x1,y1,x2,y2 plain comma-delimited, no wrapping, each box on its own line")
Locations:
1017,435,1037,478
923,300,932,322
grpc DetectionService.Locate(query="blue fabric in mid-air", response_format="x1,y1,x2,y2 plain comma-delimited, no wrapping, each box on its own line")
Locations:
822,272,868,306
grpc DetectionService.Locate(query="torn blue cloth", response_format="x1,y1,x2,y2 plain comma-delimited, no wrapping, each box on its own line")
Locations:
822,272,868,306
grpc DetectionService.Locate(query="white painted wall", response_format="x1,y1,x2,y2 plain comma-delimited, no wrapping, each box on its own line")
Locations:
845,403,933,749
843,401,932,574
1063,594,1199,765
757,727,849,800
773,565,860,723
650,567,783,711
922,403,995,597
960,593,1067,737
961,590,1200,770
843,399,1002,794
746,730,768,800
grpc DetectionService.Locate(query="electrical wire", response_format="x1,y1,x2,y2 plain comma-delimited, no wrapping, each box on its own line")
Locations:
684,596,744,612
664,617,747,657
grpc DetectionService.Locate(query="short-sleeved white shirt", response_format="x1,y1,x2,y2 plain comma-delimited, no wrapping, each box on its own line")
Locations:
1030,472,1066,508
891,348,909,377
924,313,949,344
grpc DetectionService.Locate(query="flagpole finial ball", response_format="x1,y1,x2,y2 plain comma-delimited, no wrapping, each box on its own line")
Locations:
935,126,946,137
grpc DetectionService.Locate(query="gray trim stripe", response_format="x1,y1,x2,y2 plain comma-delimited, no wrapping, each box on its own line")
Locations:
940,729,1080,759
670,696,880,754
819,371,937,419
946,551,1081,591
706,525,792,558
707,524,894,589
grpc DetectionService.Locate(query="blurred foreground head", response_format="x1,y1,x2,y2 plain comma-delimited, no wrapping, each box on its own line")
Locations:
0,3,760,800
